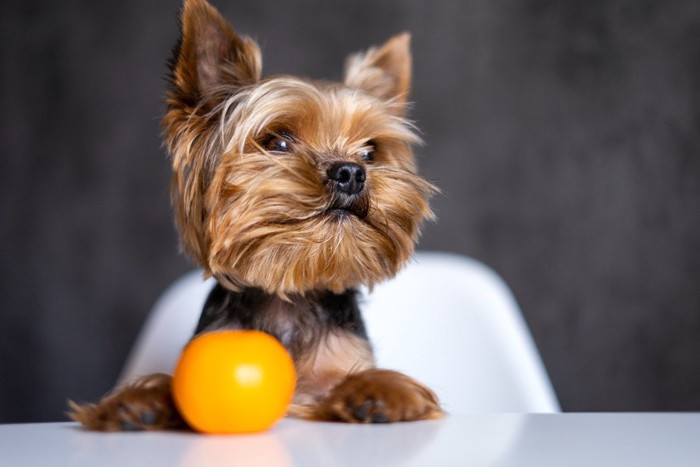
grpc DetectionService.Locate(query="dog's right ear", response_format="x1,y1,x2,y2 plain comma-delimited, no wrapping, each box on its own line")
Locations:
164,0,262,272
168,0,261,111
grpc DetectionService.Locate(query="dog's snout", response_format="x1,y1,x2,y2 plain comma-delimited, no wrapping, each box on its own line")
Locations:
327,162,366,195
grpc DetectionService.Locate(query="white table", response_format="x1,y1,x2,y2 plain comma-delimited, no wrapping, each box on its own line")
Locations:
1,414,698,466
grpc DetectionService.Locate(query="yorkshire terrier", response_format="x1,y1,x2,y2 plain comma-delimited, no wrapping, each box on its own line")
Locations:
70,0,442,430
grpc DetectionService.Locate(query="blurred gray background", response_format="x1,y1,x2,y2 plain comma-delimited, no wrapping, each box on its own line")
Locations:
2,0,699,423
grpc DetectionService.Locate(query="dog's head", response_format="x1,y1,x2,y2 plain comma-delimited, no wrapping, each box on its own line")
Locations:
163,0,436,296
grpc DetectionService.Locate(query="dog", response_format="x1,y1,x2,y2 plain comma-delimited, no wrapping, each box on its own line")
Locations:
70,0,442,430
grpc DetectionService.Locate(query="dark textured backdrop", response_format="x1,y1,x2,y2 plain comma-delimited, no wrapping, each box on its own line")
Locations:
2,0,699,423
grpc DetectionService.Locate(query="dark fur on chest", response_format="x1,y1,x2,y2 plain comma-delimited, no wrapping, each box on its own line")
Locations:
195,284,369,359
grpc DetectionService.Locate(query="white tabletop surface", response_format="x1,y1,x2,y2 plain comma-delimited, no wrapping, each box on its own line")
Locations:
1,413,699,467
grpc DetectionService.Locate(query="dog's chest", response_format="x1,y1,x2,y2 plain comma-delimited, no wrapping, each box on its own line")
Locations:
195,284,369,359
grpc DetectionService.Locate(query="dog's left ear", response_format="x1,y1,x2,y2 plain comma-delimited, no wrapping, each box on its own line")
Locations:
344,33,412,115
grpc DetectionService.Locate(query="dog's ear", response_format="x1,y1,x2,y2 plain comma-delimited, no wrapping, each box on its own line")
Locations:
165,0,262,270
169,0,261,110
344,33,412,115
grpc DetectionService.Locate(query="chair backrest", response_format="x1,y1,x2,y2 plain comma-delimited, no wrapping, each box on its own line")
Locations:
121,252,560,413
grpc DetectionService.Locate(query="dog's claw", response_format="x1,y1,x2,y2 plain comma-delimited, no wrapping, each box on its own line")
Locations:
371,412,390,423
140,411,157,426
351,400,372,421
120,420,140,431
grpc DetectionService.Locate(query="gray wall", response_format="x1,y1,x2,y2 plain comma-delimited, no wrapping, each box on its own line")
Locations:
2,0,699,422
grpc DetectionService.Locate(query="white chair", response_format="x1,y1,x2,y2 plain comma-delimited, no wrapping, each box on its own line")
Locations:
121,251,560,414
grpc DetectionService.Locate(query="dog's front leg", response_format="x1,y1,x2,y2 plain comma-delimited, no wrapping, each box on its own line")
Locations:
69,373,186,431
287,330,443,423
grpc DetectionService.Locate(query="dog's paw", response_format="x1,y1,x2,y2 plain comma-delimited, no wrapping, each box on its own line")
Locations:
68,373,186,431
313,369,443,423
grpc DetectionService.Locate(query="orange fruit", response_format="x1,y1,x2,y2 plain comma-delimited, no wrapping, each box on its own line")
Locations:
172,330,296,434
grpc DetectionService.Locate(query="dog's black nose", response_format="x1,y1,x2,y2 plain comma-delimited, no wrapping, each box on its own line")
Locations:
327,162,366,195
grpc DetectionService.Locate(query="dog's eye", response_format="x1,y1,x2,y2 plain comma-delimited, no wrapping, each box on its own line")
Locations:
263,132,295,153
359,141,376,162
